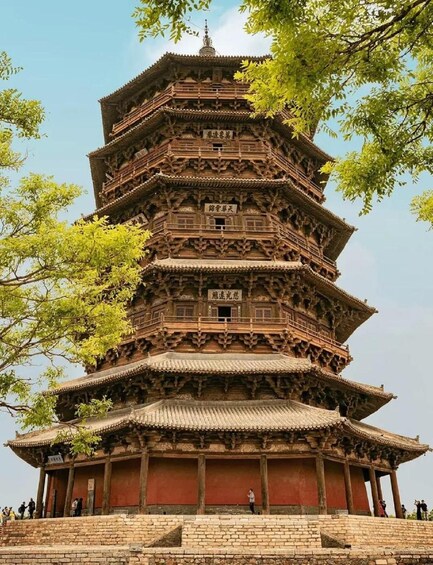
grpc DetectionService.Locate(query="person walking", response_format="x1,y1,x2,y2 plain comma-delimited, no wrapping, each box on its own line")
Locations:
27,498,35,519
71,498,78,517
18,502,26,520
76,498,83,517
421,500,428,521
248,489,255,514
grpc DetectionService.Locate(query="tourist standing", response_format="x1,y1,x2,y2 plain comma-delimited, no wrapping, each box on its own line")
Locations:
27,498,35,519
416,500,422,520
248,489,255,514
71,498,78,516
401,504,407,519
76,497,83,517
421,500,428,521
18,502,26,520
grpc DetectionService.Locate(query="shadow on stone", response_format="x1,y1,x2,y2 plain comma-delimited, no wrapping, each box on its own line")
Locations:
321,532,351,549
149,525,182,547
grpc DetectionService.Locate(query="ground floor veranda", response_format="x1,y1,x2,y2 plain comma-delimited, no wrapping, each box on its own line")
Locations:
34,454,404,519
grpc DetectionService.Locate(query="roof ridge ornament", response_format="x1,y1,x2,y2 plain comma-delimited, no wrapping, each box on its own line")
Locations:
199,19,216,56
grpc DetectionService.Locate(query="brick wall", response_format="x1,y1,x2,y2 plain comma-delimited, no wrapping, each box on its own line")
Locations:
319,515,433,549
3,514,433,552
182,515,322,549
0,546,131,564
0,515,182,547
2,546,433,565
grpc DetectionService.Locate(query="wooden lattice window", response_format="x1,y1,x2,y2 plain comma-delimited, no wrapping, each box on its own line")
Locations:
175,305,195,320
245,217,266,230
152,308,165,320
132,312,147,329
176,215,194,229
255,307,273,321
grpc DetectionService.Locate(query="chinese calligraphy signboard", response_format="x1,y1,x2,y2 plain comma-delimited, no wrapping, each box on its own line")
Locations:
208,289,242,302
204,203,238,214
203,129,233,140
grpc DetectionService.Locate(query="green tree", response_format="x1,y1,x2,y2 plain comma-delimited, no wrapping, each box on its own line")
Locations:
134,0,433,226
0,52,149,452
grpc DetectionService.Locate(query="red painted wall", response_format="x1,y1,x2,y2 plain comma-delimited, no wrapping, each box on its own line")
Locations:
268,458,318,506
147,457,198,505
46,469,68,516
72,464,105,510
45,457,371,514
110,459,140,507
205,459,261,505
351,466,370,513
324,460,347,510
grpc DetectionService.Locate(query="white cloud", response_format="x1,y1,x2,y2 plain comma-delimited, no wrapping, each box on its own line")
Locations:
126,6,271,75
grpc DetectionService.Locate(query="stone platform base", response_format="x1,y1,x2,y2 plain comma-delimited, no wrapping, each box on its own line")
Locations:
2,546,433,565
2,514,433,565
2,514,433,550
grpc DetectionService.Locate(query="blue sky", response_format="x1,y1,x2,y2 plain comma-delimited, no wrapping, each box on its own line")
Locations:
1,0,433,514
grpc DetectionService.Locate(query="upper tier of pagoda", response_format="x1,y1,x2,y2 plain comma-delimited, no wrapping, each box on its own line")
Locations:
90,51,332,210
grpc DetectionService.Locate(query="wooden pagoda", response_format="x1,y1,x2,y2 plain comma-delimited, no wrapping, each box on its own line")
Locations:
8,29,428,518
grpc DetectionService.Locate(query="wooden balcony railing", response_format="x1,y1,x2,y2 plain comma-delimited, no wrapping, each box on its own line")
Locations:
148,221,337,272
102,141,323,202
111,83,250,137
130,314,349,358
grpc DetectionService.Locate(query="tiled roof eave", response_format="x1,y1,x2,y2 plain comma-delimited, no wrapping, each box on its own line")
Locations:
8,406,427,455
343,419,429,452
144,259,376,314
90,107,329,162
84,173,355,235
100,53,270,104
49,364,390,399
7,401,344,448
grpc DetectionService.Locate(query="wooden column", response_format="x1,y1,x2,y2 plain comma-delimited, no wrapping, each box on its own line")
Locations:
197,454,206,515
369,466,380,517
35,466,46,519
376,475,383,501
63,464,75,517
138,451,149,514
390,470,404,519
343,460,354,515
102,457,112,515
44,473,52,519
260,455,270,515
315,454,327,515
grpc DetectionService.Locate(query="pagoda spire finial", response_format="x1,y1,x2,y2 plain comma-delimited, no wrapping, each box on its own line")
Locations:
199,19,216,56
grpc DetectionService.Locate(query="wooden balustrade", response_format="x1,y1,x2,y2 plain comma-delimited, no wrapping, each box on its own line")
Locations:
102,141,323,202
130,314,348,356
111,83,250,136
147,221,337,273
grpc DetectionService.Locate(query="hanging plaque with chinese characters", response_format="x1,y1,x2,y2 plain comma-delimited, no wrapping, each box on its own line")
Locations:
204,203,238,214
208,289,242,302
203,129,234,140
